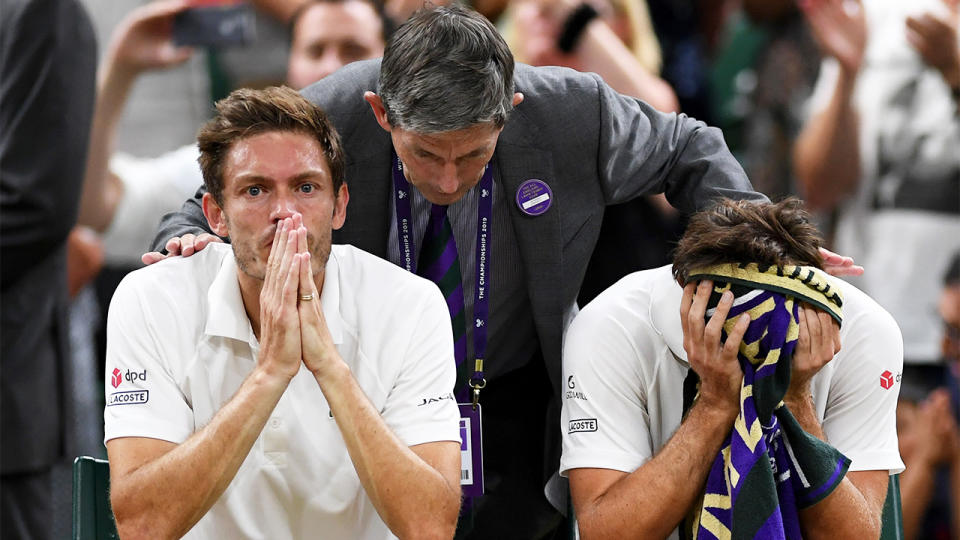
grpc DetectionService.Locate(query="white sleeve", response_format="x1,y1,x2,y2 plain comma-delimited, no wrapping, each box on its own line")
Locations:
560,302,654,476
380,282,461,447
103,273,195,445
803,58,841,120
102,145,204,265
822,304,905,474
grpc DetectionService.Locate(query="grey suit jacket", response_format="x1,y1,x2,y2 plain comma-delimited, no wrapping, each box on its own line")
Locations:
153,58,764,397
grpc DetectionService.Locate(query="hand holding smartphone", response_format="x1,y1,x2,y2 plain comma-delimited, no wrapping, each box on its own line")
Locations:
173,1,255,48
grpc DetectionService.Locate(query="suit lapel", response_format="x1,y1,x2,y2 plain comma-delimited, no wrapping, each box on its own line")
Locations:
495,128,564,391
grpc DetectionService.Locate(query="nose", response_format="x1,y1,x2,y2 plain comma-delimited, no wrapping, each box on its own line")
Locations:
315,51,344,82
435,162,460,194
269,190,298,223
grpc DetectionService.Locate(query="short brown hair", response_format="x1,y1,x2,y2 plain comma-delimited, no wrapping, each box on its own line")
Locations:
197,86,345,205
672,198,824,285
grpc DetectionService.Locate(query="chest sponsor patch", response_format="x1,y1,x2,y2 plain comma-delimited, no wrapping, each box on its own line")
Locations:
568,418,598,433
107,390,149,406
418,392,455,407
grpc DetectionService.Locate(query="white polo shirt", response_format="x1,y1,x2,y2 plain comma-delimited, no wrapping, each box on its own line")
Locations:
104,242,460,540
561,266,904,539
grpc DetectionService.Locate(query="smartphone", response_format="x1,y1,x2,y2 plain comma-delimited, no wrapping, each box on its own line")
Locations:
173,3,255,48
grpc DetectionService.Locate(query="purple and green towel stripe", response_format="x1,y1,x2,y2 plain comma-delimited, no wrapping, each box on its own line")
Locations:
682,263,850,540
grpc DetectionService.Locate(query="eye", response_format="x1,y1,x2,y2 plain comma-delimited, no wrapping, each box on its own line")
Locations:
299,183,315,194
342,43,368,62
246,186,262,196
307,44,324,59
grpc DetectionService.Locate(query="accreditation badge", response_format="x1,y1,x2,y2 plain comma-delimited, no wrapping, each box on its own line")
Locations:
457,403,484,497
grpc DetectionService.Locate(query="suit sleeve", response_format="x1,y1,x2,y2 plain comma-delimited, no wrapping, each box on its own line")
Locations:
592,74,768,212
149,185,223,253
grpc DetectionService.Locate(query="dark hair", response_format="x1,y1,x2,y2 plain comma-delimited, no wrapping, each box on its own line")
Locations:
378,4,515,132
197,86,345,205
672,198,825,285
287,0,394,45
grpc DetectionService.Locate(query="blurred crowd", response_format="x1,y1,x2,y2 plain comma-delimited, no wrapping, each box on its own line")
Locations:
2,0,958,538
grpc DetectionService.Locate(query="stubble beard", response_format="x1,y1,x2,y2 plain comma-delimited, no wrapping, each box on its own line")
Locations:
232,226,332,284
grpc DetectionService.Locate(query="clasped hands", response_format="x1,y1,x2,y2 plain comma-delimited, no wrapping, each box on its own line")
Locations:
680,280,841,419
258,213,339,383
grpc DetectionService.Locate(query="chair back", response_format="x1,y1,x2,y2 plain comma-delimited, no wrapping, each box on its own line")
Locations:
72,456,119,540
880,473,904,540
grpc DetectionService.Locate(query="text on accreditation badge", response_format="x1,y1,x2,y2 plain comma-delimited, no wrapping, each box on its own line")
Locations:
458,403,484,497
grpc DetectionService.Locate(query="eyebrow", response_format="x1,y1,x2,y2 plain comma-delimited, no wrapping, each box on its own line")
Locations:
233,170,327,184
415,145,491,160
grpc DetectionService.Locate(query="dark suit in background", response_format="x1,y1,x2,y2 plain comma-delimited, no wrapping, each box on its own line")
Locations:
0,0,96,536
153,59,765,538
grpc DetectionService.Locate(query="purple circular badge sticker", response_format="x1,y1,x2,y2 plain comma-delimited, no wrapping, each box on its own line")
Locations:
515,179,553,216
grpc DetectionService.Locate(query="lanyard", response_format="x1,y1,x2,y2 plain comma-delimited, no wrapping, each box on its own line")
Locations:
391,153,492,405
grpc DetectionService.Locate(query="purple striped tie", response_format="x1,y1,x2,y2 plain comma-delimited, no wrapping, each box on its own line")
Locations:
418,204,467,391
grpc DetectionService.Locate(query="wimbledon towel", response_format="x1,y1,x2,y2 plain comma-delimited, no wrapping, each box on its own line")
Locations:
682,263,849,540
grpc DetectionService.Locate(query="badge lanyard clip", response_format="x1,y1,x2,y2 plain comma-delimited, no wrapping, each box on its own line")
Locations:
469,358,486,409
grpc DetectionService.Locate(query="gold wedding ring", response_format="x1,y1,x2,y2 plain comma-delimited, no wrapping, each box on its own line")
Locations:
299,293,314,301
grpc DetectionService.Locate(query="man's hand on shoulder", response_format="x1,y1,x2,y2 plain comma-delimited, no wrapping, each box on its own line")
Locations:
819,247,864,277
141,233,223,265
680,280,750,420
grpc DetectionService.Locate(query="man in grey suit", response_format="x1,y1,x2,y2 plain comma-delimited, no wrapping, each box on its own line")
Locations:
147,5,764,538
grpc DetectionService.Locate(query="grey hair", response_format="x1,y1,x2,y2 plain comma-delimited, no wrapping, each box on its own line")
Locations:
378,4,515,133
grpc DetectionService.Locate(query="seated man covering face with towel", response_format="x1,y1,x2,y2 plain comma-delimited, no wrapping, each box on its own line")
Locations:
561,198,904,539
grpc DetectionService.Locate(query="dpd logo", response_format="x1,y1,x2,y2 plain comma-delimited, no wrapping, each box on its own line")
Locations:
111,368,122,389
125,369,147,384
880,370,894,390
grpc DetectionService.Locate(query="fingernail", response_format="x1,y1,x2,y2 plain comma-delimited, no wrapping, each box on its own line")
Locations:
722,291,733,303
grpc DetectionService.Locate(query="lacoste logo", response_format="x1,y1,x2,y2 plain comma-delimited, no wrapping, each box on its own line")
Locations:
568,419,597,433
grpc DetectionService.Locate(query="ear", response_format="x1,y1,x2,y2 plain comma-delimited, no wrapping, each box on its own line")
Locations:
363,91,392,132
202,192,230,237
332,183,349,230
512,92,524,107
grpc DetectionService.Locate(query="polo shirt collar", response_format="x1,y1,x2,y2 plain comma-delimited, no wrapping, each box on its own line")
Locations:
205,252,255,342
650,272,688,365
203,248,343,346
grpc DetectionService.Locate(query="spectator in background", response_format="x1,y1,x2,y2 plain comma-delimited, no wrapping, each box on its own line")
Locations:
79,0,388,267
502,0,683,305
503,0,678,112
0,0,97,537
709,0,822,201
897,252,960,540
793,0,960,382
